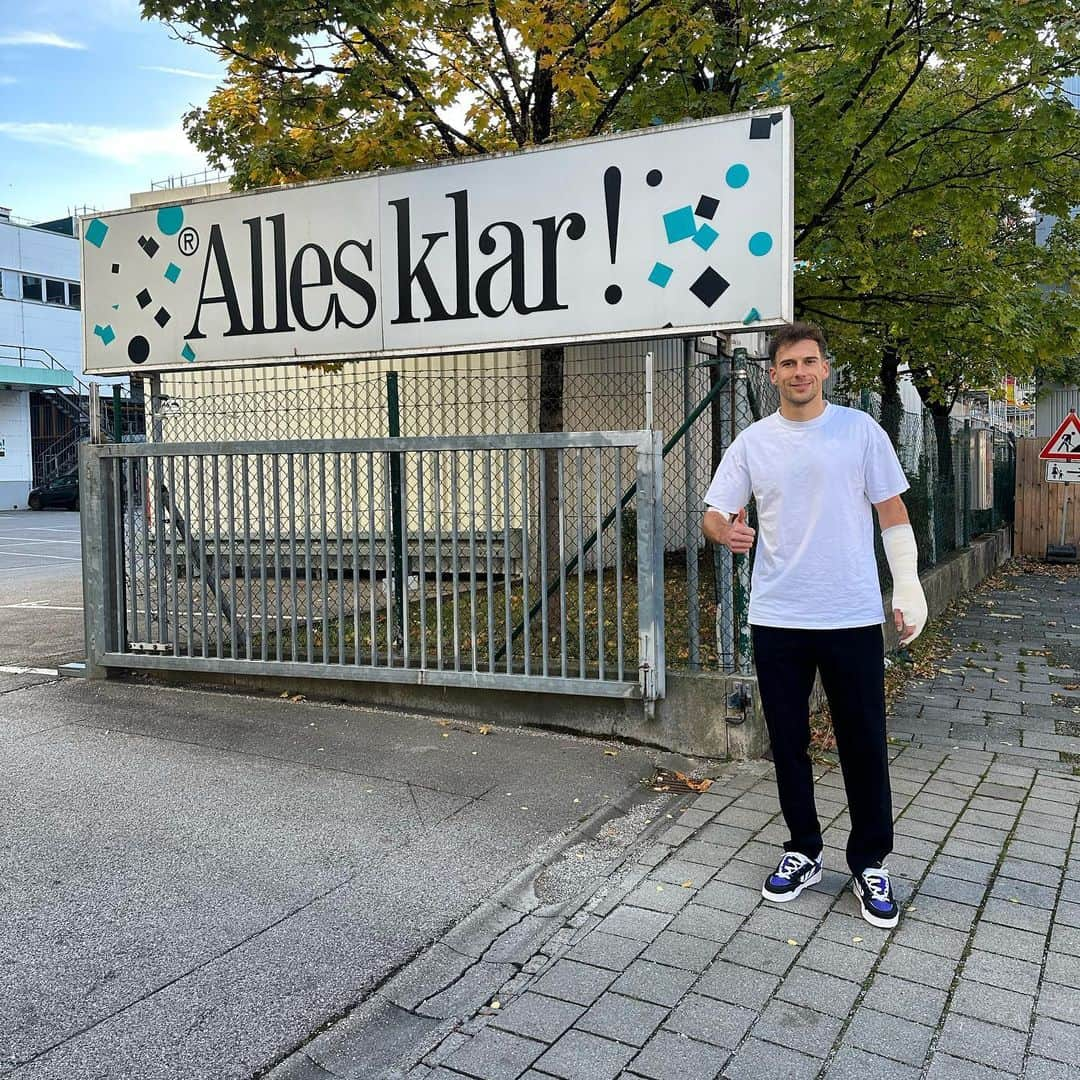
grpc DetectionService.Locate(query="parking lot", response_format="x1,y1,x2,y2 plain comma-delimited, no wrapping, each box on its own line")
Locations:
0,509,85,670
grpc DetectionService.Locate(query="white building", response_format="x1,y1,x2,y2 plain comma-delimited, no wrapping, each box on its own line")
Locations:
0,208,133,509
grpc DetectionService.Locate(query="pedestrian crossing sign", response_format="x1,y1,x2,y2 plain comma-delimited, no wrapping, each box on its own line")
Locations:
1039,410,1080,461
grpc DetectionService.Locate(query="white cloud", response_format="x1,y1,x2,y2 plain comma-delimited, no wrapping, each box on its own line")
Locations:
0,31,86,49
0,122,205,167
141,65,219,81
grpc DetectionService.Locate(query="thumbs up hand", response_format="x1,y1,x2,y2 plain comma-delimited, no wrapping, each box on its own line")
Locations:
725,507,756,555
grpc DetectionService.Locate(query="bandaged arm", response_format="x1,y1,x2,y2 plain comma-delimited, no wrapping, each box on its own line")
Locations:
881,524,928,645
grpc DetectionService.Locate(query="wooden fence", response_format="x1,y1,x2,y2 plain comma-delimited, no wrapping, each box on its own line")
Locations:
1015,437,1080,556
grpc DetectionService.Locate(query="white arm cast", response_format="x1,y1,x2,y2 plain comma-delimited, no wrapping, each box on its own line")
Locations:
881,524,928,645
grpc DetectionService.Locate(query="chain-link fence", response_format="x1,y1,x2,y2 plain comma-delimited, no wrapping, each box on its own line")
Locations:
139,339,1014,683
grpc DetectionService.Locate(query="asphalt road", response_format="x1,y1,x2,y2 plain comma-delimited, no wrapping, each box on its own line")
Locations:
0,510,85,670
0,510,678,1079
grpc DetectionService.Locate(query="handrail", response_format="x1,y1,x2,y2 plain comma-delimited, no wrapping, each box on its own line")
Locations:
0,344,97,404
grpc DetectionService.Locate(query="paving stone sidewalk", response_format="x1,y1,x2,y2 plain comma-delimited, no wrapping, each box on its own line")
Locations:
401,563,1080,1080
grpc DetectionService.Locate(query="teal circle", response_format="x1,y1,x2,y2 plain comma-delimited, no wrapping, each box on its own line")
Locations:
726,163,750,188
749,231,773,256
156,205,184,236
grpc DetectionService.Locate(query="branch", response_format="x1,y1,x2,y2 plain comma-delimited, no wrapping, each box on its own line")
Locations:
796,47,931,247
489,1,528,115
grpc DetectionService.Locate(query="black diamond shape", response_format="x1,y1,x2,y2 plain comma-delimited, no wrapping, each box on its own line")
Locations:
154,306,171,327
689,267,730,307
136,288,152,309
111,263,120,274
750,113,782,139
138,235,160,258
696,195,719,220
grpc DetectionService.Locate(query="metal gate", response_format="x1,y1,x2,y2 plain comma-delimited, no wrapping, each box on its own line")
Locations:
80,432,665,706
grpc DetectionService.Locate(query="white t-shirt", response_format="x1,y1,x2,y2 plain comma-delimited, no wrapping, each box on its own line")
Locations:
704,402,909,629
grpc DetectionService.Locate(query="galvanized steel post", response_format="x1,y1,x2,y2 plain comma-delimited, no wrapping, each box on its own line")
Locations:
79,443,120,678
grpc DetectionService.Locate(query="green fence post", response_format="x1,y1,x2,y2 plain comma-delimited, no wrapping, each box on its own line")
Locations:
386,372,405,644
732,348,753,674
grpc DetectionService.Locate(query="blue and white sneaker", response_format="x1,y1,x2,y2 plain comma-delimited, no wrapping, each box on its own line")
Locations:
853,865,899,928
761,851,823,903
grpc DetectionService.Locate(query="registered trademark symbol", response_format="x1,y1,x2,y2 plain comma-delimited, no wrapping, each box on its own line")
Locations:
178,227,200,256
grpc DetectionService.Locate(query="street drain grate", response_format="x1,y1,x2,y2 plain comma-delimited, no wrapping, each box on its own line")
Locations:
643,769,714,794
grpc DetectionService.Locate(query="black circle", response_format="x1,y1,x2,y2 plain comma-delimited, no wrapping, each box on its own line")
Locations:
646,169,663,187
605,284,623,304
178,226,200,256
128,336,150,365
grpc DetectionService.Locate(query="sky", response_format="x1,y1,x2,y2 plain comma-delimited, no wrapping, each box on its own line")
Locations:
0,0,227,223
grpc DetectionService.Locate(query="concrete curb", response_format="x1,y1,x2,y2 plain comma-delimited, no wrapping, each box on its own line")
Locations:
261,769,695,1079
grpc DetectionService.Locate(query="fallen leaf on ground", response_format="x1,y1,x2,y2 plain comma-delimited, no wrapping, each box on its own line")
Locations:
681,880,694,888
478,725,492,735
786,939,799,946
604,749,619,757
674,771,713,792
290,694,305,702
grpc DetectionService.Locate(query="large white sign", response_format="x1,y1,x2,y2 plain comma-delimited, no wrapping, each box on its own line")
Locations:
82,110,793,374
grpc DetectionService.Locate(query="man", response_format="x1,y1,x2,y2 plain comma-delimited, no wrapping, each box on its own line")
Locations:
702,322,927,929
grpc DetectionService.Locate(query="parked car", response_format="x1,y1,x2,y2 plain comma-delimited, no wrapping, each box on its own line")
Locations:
27,470,79,511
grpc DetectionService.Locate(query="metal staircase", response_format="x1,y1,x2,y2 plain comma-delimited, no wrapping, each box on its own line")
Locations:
1,345,144,485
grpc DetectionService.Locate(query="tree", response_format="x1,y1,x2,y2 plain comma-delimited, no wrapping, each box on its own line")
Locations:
146,0,1080,511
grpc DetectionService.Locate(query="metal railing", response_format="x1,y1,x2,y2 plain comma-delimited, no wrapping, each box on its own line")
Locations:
80,432,665,708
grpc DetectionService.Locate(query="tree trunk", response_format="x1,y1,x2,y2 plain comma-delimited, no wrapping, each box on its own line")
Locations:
539,345,565,575
879,344,903,448
928,401,956,553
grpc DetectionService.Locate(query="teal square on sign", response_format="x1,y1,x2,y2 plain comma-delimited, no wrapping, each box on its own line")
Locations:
648,262,674,288
164,262,181,283
663,206,696,244
693,224,719,251
85,219,109,248
181,343,196,362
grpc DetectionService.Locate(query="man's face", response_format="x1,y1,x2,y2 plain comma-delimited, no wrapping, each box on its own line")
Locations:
770,338,830,407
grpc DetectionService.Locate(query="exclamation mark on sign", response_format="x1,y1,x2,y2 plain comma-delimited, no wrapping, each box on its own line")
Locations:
603,166,622,304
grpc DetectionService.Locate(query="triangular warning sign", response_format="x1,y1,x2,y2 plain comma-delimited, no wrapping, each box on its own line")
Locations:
1040,410,1080,460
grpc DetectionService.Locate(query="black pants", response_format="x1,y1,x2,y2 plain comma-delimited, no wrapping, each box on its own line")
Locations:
751,624,892,878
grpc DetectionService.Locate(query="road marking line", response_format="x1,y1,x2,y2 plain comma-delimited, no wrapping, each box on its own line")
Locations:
0,549,82,562
1,602,84,612
0,535,82,544
0,665,59,676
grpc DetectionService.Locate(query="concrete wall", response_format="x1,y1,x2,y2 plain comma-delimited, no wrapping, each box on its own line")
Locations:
0,221,82,375
0,218,127,390
132,526,1013,761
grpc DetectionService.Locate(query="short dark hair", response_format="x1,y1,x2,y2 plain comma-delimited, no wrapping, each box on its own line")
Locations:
768,321,828,366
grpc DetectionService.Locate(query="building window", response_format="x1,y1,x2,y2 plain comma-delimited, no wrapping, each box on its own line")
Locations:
45,278,66,305
22,275,43,302
68,282,80,309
